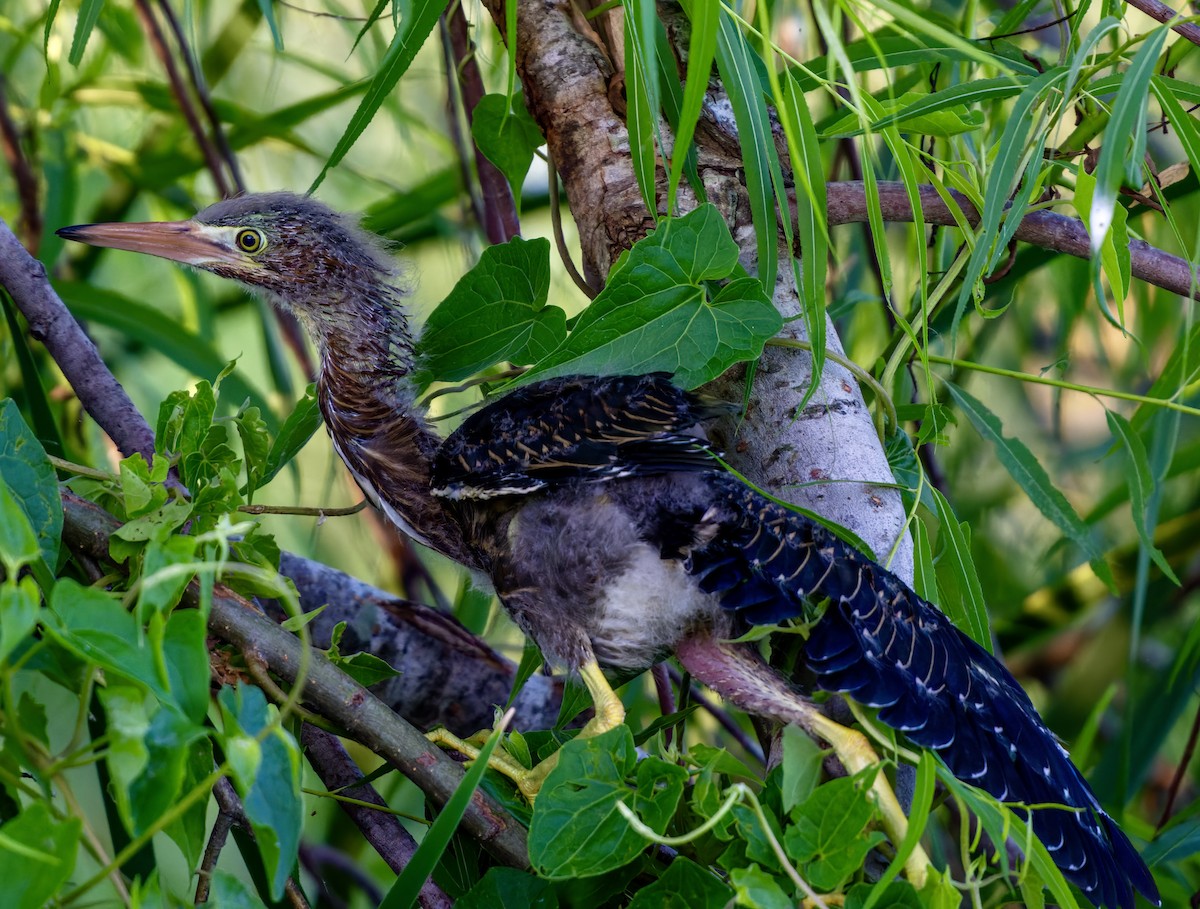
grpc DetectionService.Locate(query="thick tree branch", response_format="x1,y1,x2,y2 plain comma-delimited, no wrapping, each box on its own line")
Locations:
279,552,563,735
60,491,531,870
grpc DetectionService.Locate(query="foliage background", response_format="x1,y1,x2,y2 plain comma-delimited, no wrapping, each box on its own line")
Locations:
1,0,1199,906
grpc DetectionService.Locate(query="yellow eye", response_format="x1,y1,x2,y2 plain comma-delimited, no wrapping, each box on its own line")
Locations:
235,228,265,253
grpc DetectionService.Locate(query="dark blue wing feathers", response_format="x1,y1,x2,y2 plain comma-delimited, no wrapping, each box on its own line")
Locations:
688,472,1158,909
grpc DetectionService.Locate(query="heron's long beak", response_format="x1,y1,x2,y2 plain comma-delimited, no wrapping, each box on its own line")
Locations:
56,220,237,267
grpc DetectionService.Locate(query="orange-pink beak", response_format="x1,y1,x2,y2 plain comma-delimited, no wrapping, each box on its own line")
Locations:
56,220,239,268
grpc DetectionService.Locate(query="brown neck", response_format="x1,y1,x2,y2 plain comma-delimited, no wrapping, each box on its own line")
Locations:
314,303,473,566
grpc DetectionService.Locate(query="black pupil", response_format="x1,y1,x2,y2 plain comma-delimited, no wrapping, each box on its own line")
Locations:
240,231,258,250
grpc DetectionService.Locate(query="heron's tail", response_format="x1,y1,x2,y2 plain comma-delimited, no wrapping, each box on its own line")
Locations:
685,473,1158,909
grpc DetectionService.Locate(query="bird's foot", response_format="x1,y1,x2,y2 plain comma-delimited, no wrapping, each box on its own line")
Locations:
426,660,626,802
424,727,551,802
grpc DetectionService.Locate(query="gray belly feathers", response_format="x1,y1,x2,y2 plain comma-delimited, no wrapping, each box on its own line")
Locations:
501,482,720,670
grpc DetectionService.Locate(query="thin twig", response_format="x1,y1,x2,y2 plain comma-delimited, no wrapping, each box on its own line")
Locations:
155,0,245,193
667,665,765,765
1157,698,1200,829
133,0,231,198
651,663,676,749
195,778,243,903
444,2,520,244
0,78,41,253
238,500,367,517
547,152,597,299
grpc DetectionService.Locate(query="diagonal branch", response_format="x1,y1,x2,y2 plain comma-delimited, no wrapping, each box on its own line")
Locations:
0,219,157,461
60,490,531,870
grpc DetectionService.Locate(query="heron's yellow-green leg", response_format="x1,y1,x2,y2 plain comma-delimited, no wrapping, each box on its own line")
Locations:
808,711,932,888
426,659,625,802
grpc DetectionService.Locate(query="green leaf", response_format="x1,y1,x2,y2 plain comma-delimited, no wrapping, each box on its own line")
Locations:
1153,77,1200,203
1105,411,1177,583
668,0,717,212
0,477,41,579
119,454,170,519
138,535,197,620
255,0,283,50
312,0,452,190
327,623,402,686
729,864,792,909
457,868,557,909
163,609,212,724
157,381,216,463
784,772,885,891
68,0,106,65
207,870,270,909
127,707,208,836
777,70,828,394
825,91,984,138
779,725,823,813
219,685,302,901
951,67,1065,343
45,580,170,701
870,77,1027,131
1,292,63,459
236,406,271,500
165,738,216,870
417,237,563,386
530,727,687,878
471,93,545,213
0,803,80,909
1089,25,1169,257
99,684,151,833
0,399,62,572
258,385,323,490
929,488,991,651
0,578,39,666
626,856,733,908
714,9,781,294
847,880,924,909
946,382,1114,589
1074,167,1131,306
519,206,781,389
623,0,661,216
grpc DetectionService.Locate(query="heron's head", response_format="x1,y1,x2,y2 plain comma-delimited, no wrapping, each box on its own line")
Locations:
57,192,402,333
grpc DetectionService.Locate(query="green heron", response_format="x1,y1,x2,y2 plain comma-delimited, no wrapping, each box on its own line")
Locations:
59,193,1157,909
